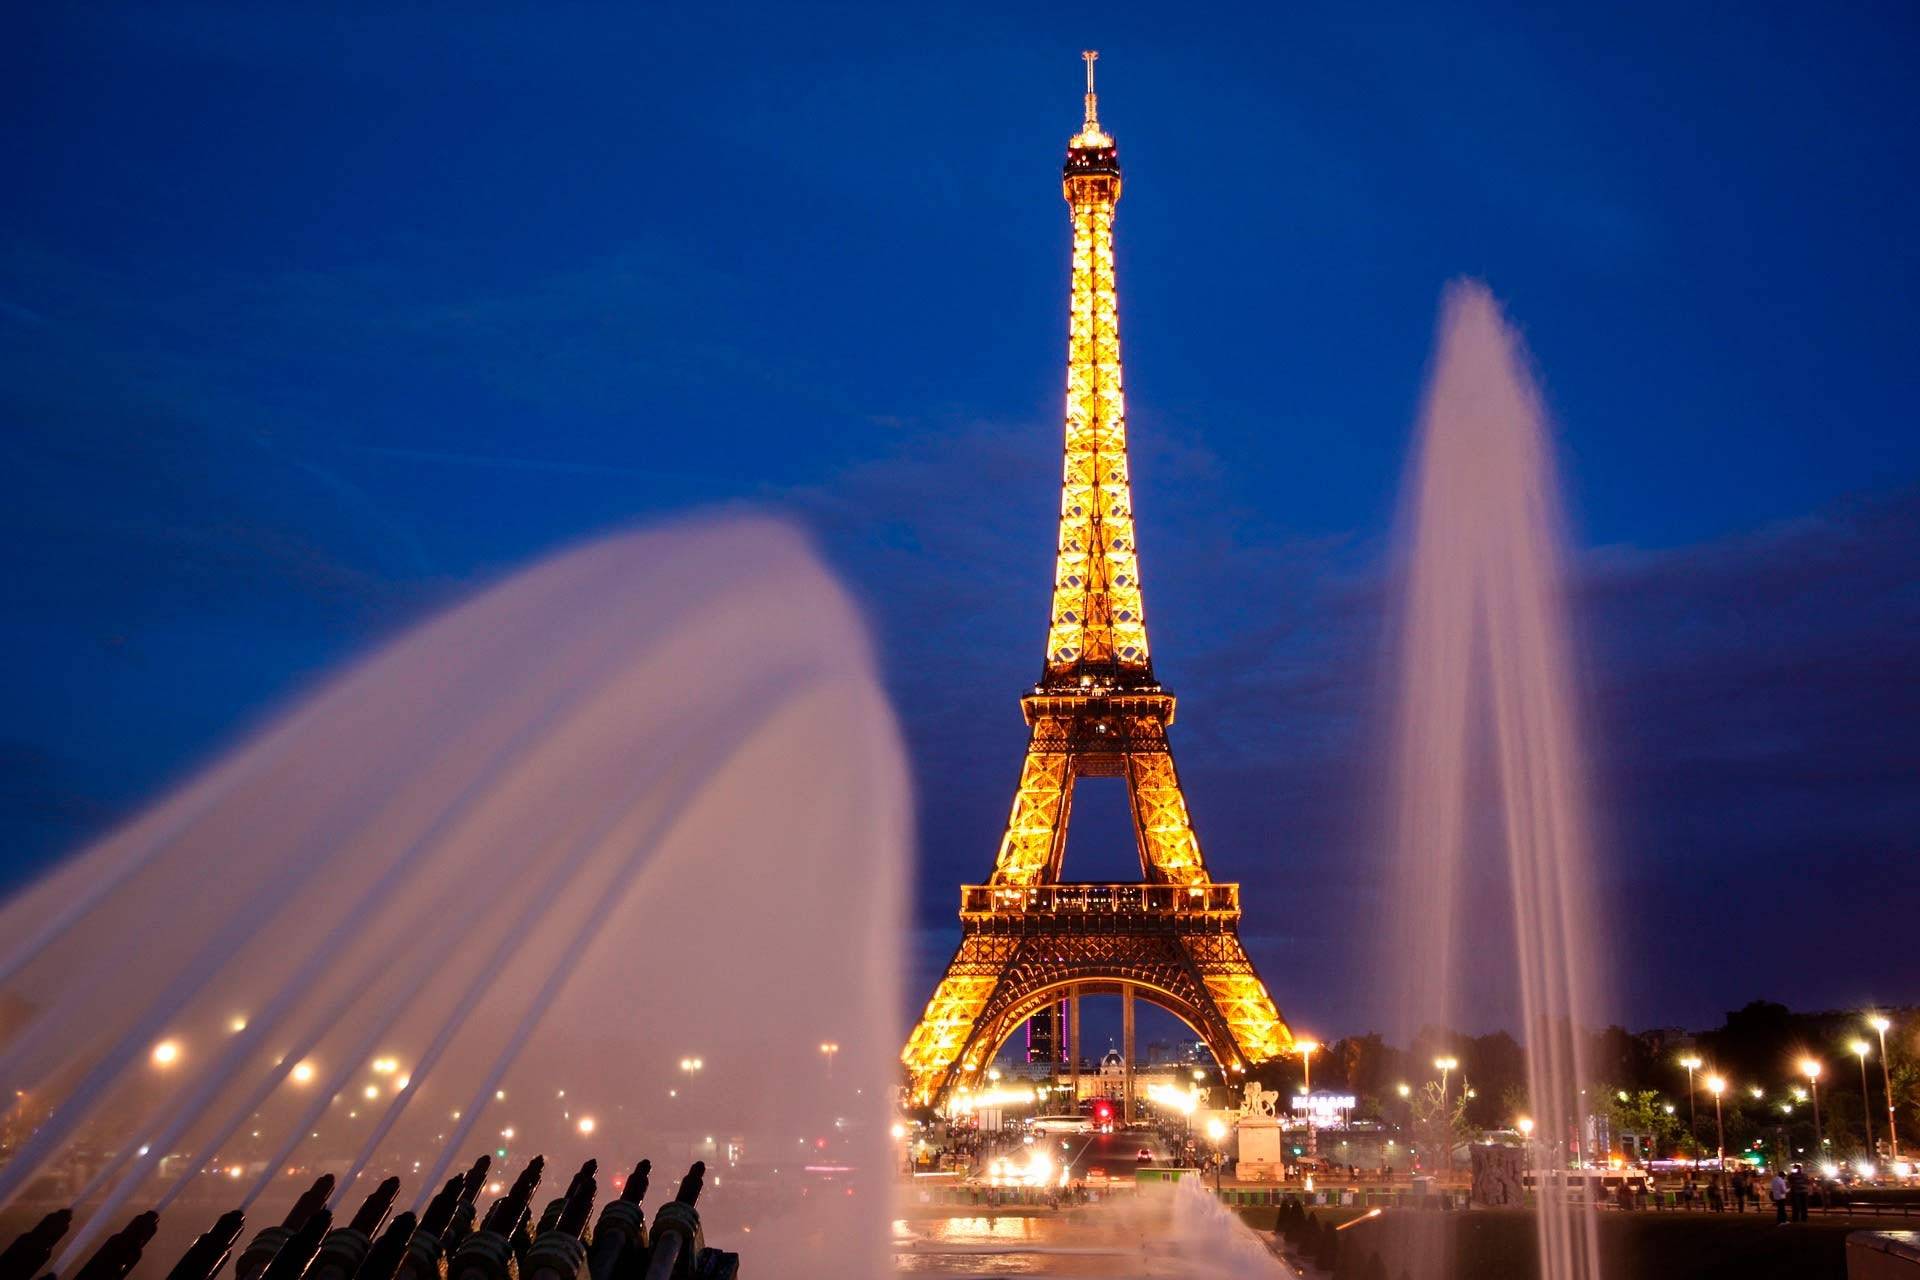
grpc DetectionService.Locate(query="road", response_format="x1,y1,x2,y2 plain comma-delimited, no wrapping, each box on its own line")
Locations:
1042,1127,1180,1185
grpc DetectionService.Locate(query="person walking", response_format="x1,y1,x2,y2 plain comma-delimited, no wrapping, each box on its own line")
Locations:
1769,1169,1789,1224
1788,1163,1810,1222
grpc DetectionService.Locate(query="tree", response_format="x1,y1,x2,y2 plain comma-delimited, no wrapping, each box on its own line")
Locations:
1605,1087,1681,1157
1411,1079,1469,1166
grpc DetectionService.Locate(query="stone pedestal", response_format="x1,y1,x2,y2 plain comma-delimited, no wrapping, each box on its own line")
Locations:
1235,1115,1283,1182
1469,1143,1526,1206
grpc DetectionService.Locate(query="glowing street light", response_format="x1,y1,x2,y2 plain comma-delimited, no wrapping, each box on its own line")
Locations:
1800,1058,1825,1154
819,1043,840,1078
576,1117,596,1136
151,1039,182,1068
1294,1039,1320,1091
1706,1075,1727,1166
679,1057,704,1075
290,1060,316,1085
1870,1016,1900,1159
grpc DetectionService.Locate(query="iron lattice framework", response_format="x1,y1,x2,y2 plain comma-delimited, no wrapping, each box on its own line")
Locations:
902,54,1291,1107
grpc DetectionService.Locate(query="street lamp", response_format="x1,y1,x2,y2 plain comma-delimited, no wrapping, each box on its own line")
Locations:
1853,1040,1876,1160
1800,1058,1824,1156
1294,1039,1320,1155
1294,1039,1319,1092
1434,1057,1459,1174
1871,1016,1899,1159
1706,1075,1727,1168
1205,1116,1228,1192
819,1042,840,1078
1679,1055,1703,1153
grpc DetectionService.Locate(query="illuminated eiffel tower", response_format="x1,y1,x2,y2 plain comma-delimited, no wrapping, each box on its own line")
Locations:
901,53,1291,1111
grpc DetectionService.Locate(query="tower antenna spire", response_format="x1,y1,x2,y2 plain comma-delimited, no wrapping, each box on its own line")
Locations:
1081,49,1101,134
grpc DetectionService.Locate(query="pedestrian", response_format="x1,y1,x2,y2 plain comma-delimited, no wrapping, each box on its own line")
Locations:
1708,1173,1724,1212
1682,1172,1697,1209
1769,1168,1789,1223
1788,1163,1810,1222
1732,1168,1749,1212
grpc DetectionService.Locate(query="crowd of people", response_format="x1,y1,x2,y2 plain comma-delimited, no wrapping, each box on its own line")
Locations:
1613,1163,1831,1221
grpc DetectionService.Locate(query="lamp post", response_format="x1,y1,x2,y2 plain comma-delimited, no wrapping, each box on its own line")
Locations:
1801,1058,1824,1158
1679,1055,1703,1155
1871,1016,1899,1159
1205,1116,1228,1193
1434,1056,1459,1174
819,1042,840,1078
1295,1039,1319,1156
1707,1075,1727,1169
1852,1040,1876,1161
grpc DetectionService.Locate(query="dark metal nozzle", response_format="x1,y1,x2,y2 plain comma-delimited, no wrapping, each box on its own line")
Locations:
283,1176,336,1231
0,1208,72,1280
479,1157,543,1237
418,1176,465,1240
72,1210,159,1280
555,1162,596,1240
618,1161,650,1206
164,1210,246,1280
349,1177,403,1237
257,1209,330,1280
358,1212,417,1280
673,1164,705,1208
458,1156,491,1206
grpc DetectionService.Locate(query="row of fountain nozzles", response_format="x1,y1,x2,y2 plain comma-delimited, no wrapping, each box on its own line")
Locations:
0,1154,738,1280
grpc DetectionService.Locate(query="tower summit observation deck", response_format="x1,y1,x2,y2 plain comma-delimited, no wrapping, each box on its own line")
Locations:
901,54,1292,1111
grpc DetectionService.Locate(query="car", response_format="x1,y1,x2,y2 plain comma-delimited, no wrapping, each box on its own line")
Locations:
1135,1147,1154,1163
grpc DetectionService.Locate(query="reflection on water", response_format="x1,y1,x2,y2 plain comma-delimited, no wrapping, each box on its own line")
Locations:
892,1181,1286,1277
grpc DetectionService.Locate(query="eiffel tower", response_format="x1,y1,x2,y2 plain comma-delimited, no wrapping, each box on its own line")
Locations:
901,53,1291,1112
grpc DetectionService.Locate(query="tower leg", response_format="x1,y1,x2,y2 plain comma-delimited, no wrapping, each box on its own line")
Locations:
1123,986,1136,1126
1070,986,1082,1112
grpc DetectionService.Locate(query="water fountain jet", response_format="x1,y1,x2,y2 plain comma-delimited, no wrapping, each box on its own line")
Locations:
1386,280,1606,1280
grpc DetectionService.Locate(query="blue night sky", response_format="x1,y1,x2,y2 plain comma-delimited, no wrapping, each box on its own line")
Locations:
4,3,1916,1036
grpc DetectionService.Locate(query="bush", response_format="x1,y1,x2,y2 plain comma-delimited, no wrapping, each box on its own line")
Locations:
1315,1220,1341,1269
